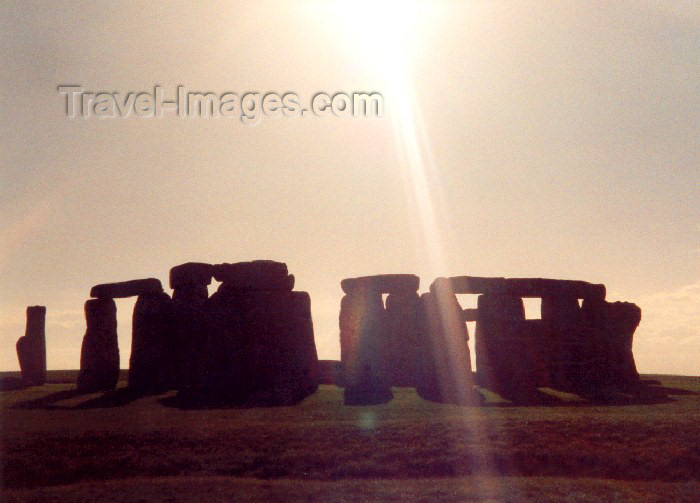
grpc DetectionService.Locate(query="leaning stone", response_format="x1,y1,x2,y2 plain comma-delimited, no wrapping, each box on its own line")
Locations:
90,278,163,299
169,262,214,289
77,298,120,392
341,274,419,295
16,306,47,386
212,260,293,290
340,291,393,405
128,292,176,393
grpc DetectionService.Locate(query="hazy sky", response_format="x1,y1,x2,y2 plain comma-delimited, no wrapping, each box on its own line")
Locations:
1,1,698,374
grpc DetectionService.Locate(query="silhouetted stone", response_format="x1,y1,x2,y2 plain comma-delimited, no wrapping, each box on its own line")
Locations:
384,292,422,387
128,292,176,392
169,262,214,289
582,299,642,388
462,308,479,322
340,290,393,405
474,294,545,393
433,276,605,300
213,260,294,290
416,288,480,405
201,287,318,405
542,295,587,390
341,274,419,295
77,298,120,392
317,360,341,385
15,306,46,386
172,284,209,396
90,278,163,299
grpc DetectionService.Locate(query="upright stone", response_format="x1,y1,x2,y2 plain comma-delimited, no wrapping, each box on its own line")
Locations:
542,295,588,390
170,262,213,396
582,300,642,389
16,306,47,385
474,294,534,393
128,292,176,392
416,288,480,405
235,290,319,405
77,298,120,392
384,292,422,387
201,282,319,405
340,289,392,405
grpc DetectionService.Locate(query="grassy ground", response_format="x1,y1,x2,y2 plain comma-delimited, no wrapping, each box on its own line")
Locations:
1,372,698,501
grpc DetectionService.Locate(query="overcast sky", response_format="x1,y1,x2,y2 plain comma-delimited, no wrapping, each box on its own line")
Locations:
1,1,698,374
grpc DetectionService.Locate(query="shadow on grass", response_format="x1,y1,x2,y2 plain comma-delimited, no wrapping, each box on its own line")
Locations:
0,376,29,391
13,387,153,410
480,381,696,407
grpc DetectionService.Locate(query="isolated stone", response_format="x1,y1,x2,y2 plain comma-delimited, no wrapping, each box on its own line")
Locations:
341,274,419,295
128,291,176,392
212,260,293,290
416,290,480,405
169,262,214,289
340,290,393,405
15,305,46,386
77,298,120,392
90,278,163,299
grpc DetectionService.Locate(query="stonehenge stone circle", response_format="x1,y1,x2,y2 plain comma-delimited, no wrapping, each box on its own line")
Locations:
16,306,47,386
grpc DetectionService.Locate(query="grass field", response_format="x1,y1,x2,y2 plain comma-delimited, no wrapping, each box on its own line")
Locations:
1,372,698,501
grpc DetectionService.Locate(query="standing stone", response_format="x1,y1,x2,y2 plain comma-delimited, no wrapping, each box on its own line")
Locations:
474,294,531,393
582,299,642,389
16,306,47,385
77,298,120,392
542,295,588,390
173,284,209,396
236,290,319,405
169,262,213,397
384,292,421,387
340,289,392,405
201,284,319,405
417,289,480,405
128,292,176,392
